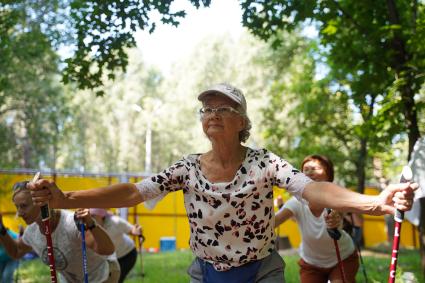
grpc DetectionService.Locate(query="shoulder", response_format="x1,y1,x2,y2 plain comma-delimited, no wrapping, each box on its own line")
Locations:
284,197,302,211
59,210,78,231
109,215,121,224
162,155,199,171
249,148,289,163
286,196,300,205
61,209,74,221
25,222,38,232
22,223,40,244
184,154,201,165
243,148,274,163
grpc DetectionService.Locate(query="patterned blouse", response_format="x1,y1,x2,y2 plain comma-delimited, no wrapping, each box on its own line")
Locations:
136,147,312,271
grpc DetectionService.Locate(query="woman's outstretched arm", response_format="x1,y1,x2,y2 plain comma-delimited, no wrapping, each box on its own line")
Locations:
302,181,417,215
29,179,144,209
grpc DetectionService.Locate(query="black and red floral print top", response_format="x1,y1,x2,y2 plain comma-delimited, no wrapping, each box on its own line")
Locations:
136,148,312,271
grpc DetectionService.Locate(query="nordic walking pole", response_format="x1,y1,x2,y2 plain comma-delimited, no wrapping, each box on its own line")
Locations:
14,225,24,283
80,222,89,283
33,172,58,283
326,209,347,283
138,234,146,278
349,214,368,283
388,166,412,283
135,210,145,279
74,211,89,282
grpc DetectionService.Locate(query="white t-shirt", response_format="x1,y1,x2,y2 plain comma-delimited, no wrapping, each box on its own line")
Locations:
136,147,312,271
103,215,135,258
22,210,110,283
284,197,355,268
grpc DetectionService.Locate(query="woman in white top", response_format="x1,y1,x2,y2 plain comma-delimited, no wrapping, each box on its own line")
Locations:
29,83,417,283
0,181,120,283
275,155,358,283
90,208,142,283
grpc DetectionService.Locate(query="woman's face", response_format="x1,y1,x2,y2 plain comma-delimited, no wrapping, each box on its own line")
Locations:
302,159,330,182
13,191,40,225
200,94,245,141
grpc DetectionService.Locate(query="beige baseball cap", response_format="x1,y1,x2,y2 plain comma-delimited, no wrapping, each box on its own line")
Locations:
198,83,247,113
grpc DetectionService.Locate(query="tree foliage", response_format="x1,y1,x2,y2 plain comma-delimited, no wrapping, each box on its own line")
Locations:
1,0,214,95
0,2,71,168
241,0,424,155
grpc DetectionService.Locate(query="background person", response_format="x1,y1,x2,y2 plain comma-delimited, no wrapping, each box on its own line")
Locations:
29,83,417,283
275,154,359,283
343,212,364,246
90,208,142,283
0,181,120,283
0,225,19,283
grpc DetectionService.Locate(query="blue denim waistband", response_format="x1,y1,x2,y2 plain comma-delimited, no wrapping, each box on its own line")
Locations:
198,258,262,283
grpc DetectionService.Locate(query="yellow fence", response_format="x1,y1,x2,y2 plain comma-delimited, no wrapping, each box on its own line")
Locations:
0,170,419,250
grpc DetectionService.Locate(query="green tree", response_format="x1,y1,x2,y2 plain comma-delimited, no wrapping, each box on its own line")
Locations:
259,31,361,187
0,30,70,168
241,0,425,274
241,0,424,161
1,0,214,95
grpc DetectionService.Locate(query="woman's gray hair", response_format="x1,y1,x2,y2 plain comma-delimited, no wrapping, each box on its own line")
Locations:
236,105,252,143
12,181,30,200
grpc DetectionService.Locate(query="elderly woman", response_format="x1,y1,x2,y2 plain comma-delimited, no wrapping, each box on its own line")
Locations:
29,83,417,283
0,181,120,283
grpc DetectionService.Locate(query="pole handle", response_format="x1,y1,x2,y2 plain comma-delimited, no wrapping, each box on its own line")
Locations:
41,205,50,220
394,166,413,223
326,208,342,240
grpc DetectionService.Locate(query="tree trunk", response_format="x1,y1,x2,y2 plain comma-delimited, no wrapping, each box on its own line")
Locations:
22,136,31,168
356,138,367,194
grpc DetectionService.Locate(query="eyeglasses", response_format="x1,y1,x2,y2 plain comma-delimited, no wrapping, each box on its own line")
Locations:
199,106,240,119
303,166,324,173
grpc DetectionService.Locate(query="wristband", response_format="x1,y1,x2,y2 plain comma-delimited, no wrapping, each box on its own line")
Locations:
86,219,97,231
74,214,97,232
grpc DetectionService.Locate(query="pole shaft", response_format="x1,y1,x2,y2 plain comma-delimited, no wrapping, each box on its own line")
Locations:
42,217,58,283
81,223,89,283
388,221,402,283
333,239,347,283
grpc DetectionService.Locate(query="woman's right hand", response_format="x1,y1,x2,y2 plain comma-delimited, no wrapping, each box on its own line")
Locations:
28,179,66,208
325,210,342,229
132,224,143,236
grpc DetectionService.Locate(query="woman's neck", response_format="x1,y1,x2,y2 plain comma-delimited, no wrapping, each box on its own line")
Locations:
208,142,246,168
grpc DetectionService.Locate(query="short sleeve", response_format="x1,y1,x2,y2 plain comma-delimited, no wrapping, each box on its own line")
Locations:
268,152,313,201
282,197,300,218
135,158,189,208
113,216,133,233
21,228,33,247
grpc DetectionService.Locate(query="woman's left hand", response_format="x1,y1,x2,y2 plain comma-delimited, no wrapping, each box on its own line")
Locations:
75,208,94,226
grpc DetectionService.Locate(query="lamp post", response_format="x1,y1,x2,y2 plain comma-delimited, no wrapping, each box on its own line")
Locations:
145,118,152,173
132,104,151,173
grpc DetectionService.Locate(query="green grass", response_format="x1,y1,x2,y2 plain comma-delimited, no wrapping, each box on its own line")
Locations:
124,250,194,283
16,248,423,283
